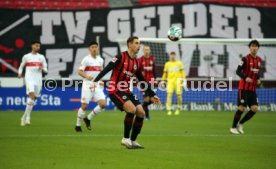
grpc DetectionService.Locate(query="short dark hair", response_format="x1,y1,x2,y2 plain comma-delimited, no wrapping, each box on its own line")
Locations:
89,41,98,47
127,36,139,47
31,41,41,45
248,40,260,48
170,51,176,55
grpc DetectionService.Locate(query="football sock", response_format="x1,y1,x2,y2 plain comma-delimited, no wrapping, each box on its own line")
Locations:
177,94,182,110
87,105,103,120
76,108,85,126
124,113,134,138
167,93,173,111
240,110,256,124
143,102,150,118
131,116,144,141
24,98,34,120
232,109,243,128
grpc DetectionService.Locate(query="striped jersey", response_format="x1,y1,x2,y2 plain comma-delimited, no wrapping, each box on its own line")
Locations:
238,54,262,91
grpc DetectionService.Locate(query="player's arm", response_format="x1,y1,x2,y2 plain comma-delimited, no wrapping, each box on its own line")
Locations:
41,56,48,73
18,56,27,78
78,58,93,81
257,58,263,85
180,62,186,79
161,63,168,80
93,55,122,82
136,70,161,105
153,57,156,79
236,57,252,83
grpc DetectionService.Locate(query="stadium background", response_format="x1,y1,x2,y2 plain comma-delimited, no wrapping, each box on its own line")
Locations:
0,0,276,111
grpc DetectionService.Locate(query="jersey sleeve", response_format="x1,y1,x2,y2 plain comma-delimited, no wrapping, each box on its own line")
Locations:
94,54,122,82
42,56,48,73
236,57,247,79
135,70,156,97
179,62,186,79
161,62,168,80
79,58,87,71
18,55,27,74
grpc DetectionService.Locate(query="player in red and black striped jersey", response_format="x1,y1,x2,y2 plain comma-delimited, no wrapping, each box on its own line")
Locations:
138,45,156,120
93,36,161,149
230,40,262,135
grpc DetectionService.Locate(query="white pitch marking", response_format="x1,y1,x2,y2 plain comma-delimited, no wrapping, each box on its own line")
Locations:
0,14,30,36
1,134,276,138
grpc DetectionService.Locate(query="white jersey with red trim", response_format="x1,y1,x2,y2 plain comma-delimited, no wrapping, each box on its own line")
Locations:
79,55,104,84
18,52,47,84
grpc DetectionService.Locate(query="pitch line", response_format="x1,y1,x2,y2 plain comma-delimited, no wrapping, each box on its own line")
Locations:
1,134,276,138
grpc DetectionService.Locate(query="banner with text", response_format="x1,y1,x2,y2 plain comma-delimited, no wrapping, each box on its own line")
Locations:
1,3,276,79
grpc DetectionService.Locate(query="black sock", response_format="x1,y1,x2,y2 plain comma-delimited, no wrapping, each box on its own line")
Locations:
232,110,243,128
143,102,150,118
124,113,134,138
239,110,256,124
130,116,144,141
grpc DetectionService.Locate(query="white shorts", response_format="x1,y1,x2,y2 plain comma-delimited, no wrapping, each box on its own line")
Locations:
81,84,105,104
25,81,42,97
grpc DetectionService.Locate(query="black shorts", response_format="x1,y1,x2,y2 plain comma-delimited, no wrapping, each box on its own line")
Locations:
109,91,141,111
237,90,258,107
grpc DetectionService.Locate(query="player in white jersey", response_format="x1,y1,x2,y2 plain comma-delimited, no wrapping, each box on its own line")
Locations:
75,41,106,132
18,41,48,126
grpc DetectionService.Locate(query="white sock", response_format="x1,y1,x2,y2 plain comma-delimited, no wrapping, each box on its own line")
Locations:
76,108,86,126
24,98,34,120
87,105,103,120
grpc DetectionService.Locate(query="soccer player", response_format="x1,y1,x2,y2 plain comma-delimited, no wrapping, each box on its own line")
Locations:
230,40,262,134
161,52,186,116
93,36,160,149
18,41,47,126
138,45,156,120
75,41,106,132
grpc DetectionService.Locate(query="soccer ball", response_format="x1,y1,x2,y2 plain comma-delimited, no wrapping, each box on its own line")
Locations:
167,26,182,41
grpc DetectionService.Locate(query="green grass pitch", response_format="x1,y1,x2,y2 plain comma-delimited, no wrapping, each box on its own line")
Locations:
0,110,275,169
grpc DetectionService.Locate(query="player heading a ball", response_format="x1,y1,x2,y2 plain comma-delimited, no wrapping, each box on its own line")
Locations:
168,26,182,41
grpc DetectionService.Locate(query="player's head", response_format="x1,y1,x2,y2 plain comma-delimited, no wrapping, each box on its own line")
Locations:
127,36,140,54
248,40,260,56
169,52,176,61
143,45,151,58
31,41,41,53
88,41,99,57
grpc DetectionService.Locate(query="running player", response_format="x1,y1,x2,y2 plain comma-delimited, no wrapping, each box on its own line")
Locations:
230,40,262,134
75,41,106,132
93,36,160,149
18,41,48,126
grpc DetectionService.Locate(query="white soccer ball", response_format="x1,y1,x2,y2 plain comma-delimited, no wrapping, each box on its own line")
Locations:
167,26,182,41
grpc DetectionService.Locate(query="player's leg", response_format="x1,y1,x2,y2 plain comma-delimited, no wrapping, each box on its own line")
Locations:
83,90,105,130
166,81,174,115
238,92,258,134
142,95,151,120
109,92,136,147
175,82,183,115
121,100,137,148
21,82,36,126
23,92,36,126
75,103,88,132
129,104,145,149
75,87,91,132
230,90,246,134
